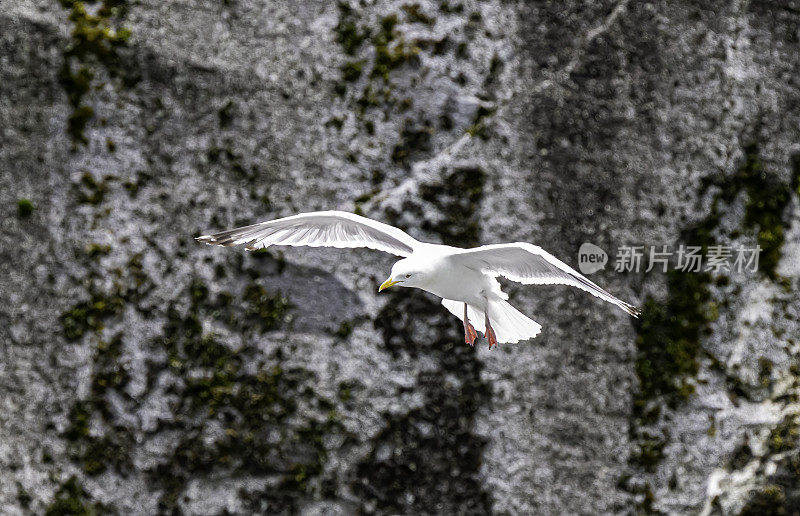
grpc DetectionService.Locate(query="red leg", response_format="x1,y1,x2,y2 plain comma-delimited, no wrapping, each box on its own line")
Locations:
485,311,498,349
463,303,478,346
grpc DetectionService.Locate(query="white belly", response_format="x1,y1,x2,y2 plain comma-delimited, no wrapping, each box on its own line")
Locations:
420,260,495,307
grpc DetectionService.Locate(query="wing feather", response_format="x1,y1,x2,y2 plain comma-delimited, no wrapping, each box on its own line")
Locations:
448,242,640,317
196,210,418,257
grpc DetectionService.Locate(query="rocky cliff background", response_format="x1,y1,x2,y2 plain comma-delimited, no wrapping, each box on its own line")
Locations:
2,0,800,514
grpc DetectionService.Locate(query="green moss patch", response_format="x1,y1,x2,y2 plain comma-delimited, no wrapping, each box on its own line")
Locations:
633,268,713,413
58,270,346,511
332,3,422,128
334,2,368,56
417,166,485,245
466,104,495,139
631,433,667,473
241,282,291,331
332,1,499,168
122,170,152,198
702,143,796,279
60,254,148,340
341,60,364,82
370,15,420,82
736,414,800,514
84,243,111,257
62,334,134,476
58,0,133,145
75,172,111,205
17,198,34,217
45,476,94,516
61,291,125,341
769,415,799,454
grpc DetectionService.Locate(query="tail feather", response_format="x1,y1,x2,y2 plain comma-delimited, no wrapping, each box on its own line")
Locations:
441,298,542,344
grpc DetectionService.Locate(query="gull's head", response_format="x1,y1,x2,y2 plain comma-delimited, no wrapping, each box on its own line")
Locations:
379,259,427,292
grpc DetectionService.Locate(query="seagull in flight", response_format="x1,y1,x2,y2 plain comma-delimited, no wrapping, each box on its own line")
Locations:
197,211,639,348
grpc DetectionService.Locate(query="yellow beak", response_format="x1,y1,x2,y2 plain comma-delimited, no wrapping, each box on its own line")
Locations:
379,277,399,292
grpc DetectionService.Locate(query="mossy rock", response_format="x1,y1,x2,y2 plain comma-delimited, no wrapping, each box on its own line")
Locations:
334,2,369,56
60,291,125,341
769,415,800,454
45,476,93,516
629,141,800,478
739,484,788,516
17,198,34,217
58,0,134,144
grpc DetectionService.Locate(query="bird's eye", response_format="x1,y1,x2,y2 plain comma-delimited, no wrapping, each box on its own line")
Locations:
405,274,411,278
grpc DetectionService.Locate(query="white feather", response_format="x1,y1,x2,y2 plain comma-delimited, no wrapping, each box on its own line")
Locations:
441,299,542,344
197,210,419,257
446,243,640,317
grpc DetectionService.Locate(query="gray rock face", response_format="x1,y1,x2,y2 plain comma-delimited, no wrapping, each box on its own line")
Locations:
2,0,800,514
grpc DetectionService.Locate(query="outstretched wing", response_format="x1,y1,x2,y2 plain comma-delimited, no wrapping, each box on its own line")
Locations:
196,210,419,257
447,242,640,316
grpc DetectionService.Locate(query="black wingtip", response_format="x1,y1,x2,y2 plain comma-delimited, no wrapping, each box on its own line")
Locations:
624,303,641,318
196,234,231,246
